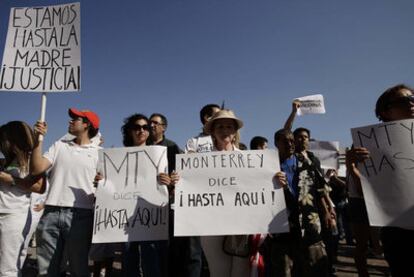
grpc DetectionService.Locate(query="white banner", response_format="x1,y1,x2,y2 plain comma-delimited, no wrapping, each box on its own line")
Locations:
351,119,414,229
92,146,170,243
309,140,340,170
296,94,326,115
0,3,81,92
174,150,289,236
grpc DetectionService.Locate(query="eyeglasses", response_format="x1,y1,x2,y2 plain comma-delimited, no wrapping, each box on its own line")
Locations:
70,117,87,123
388,95,414,108
150,120,164,126
131,124,150,131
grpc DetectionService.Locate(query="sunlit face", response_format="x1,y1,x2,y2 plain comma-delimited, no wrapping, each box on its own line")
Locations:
382,89,414,122
68,117,88,136
212,119,237,146
294,130,309,152
130,119,150,146
276,133,295,159
150,115,166,138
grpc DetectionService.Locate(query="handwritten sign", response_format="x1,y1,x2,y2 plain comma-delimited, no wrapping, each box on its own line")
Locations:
309,140,340,170
0,3,81,92
92,146,169,243
351,119,414,229
174,150,289,236
296,94,326,115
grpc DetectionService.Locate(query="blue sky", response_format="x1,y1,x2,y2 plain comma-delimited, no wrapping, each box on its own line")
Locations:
1,0,414,150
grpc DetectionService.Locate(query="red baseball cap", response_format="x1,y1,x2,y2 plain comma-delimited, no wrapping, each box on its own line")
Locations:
68,108,100,129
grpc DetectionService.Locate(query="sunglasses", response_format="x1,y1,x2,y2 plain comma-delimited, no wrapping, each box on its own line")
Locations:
70,117,88,124
388,95,414,107
131,124,150,131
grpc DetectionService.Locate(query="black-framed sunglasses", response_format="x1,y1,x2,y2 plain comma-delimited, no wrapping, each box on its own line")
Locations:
131,124,150,131
388,95,414,108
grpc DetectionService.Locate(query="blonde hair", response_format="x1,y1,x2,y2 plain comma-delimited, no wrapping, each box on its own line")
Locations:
0,121,35,172
211,119,241,149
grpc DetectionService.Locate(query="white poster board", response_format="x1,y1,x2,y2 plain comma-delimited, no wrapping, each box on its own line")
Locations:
309,140,340,170
296,94,326,115
174,150,289,236
351,119,414,229
0,3,81,92
92,146,170,243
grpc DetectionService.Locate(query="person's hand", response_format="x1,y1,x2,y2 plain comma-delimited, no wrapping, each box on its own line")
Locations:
346,147,370,165
274,171,287,188
0,171,13,185
325,169,337,181
324,210,337,230
158,173,172,186
292,100,301,113
33,121,48,137
93,172,103,187
33,203,45,212
170,171,180,186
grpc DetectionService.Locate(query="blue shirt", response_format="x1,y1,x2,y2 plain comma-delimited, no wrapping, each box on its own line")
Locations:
281,155,299,200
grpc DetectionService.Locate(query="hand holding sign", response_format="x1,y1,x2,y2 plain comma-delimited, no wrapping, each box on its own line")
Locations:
33,121,48,142
1,2,82,142
174,150,289,236
93,146,170,243
351,119,414,229
295,94,326,116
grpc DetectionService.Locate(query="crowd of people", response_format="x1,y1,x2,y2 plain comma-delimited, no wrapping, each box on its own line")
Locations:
1,83,413,277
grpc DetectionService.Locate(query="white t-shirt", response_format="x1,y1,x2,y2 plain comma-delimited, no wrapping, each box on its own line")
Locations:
0,163,30,213
44,140,100,209
185,133,214,153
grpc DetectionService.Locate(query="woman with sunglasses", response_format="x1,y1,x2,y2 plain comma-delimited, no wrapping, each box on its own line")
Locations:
347,84,414,277
120,113,173,277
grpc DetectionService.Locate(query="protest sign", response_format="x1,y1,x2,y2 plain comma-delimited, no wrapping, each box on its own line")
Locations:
296,94,326,115
309,140,340,170
174,150,289,236
92,146,170,243
351,119,414,229
0,2,81,92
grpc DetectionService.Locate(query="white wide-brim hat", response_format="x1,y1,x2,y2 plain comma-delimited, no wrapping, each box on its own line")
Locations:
204,109,243,134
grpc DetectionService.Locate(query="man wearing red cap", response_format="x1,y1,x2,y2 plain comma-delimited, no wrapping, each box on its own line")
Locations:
30,108,101,277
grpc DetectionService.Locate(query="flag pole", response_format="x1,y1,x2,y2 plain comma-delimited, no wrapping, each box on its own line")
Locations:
38,92,47,141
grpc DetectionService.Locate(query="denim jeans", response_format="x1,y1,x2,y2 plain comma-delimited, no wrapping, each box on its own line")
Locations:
122,242,143,277
141,241,168,277
36,206,93,277
122,240,168,277
168,208,203,277
169,236,202,277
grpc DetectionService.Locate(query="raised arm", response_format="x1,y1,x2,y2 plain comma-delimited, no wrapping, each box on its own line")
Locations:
30,121,52,175
283,100,301,131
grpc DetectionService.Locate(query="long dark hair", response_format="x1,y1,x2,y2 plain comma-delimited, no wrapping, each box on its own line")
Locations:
375,84,414,121
0,121,35,172
121,114,149,146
